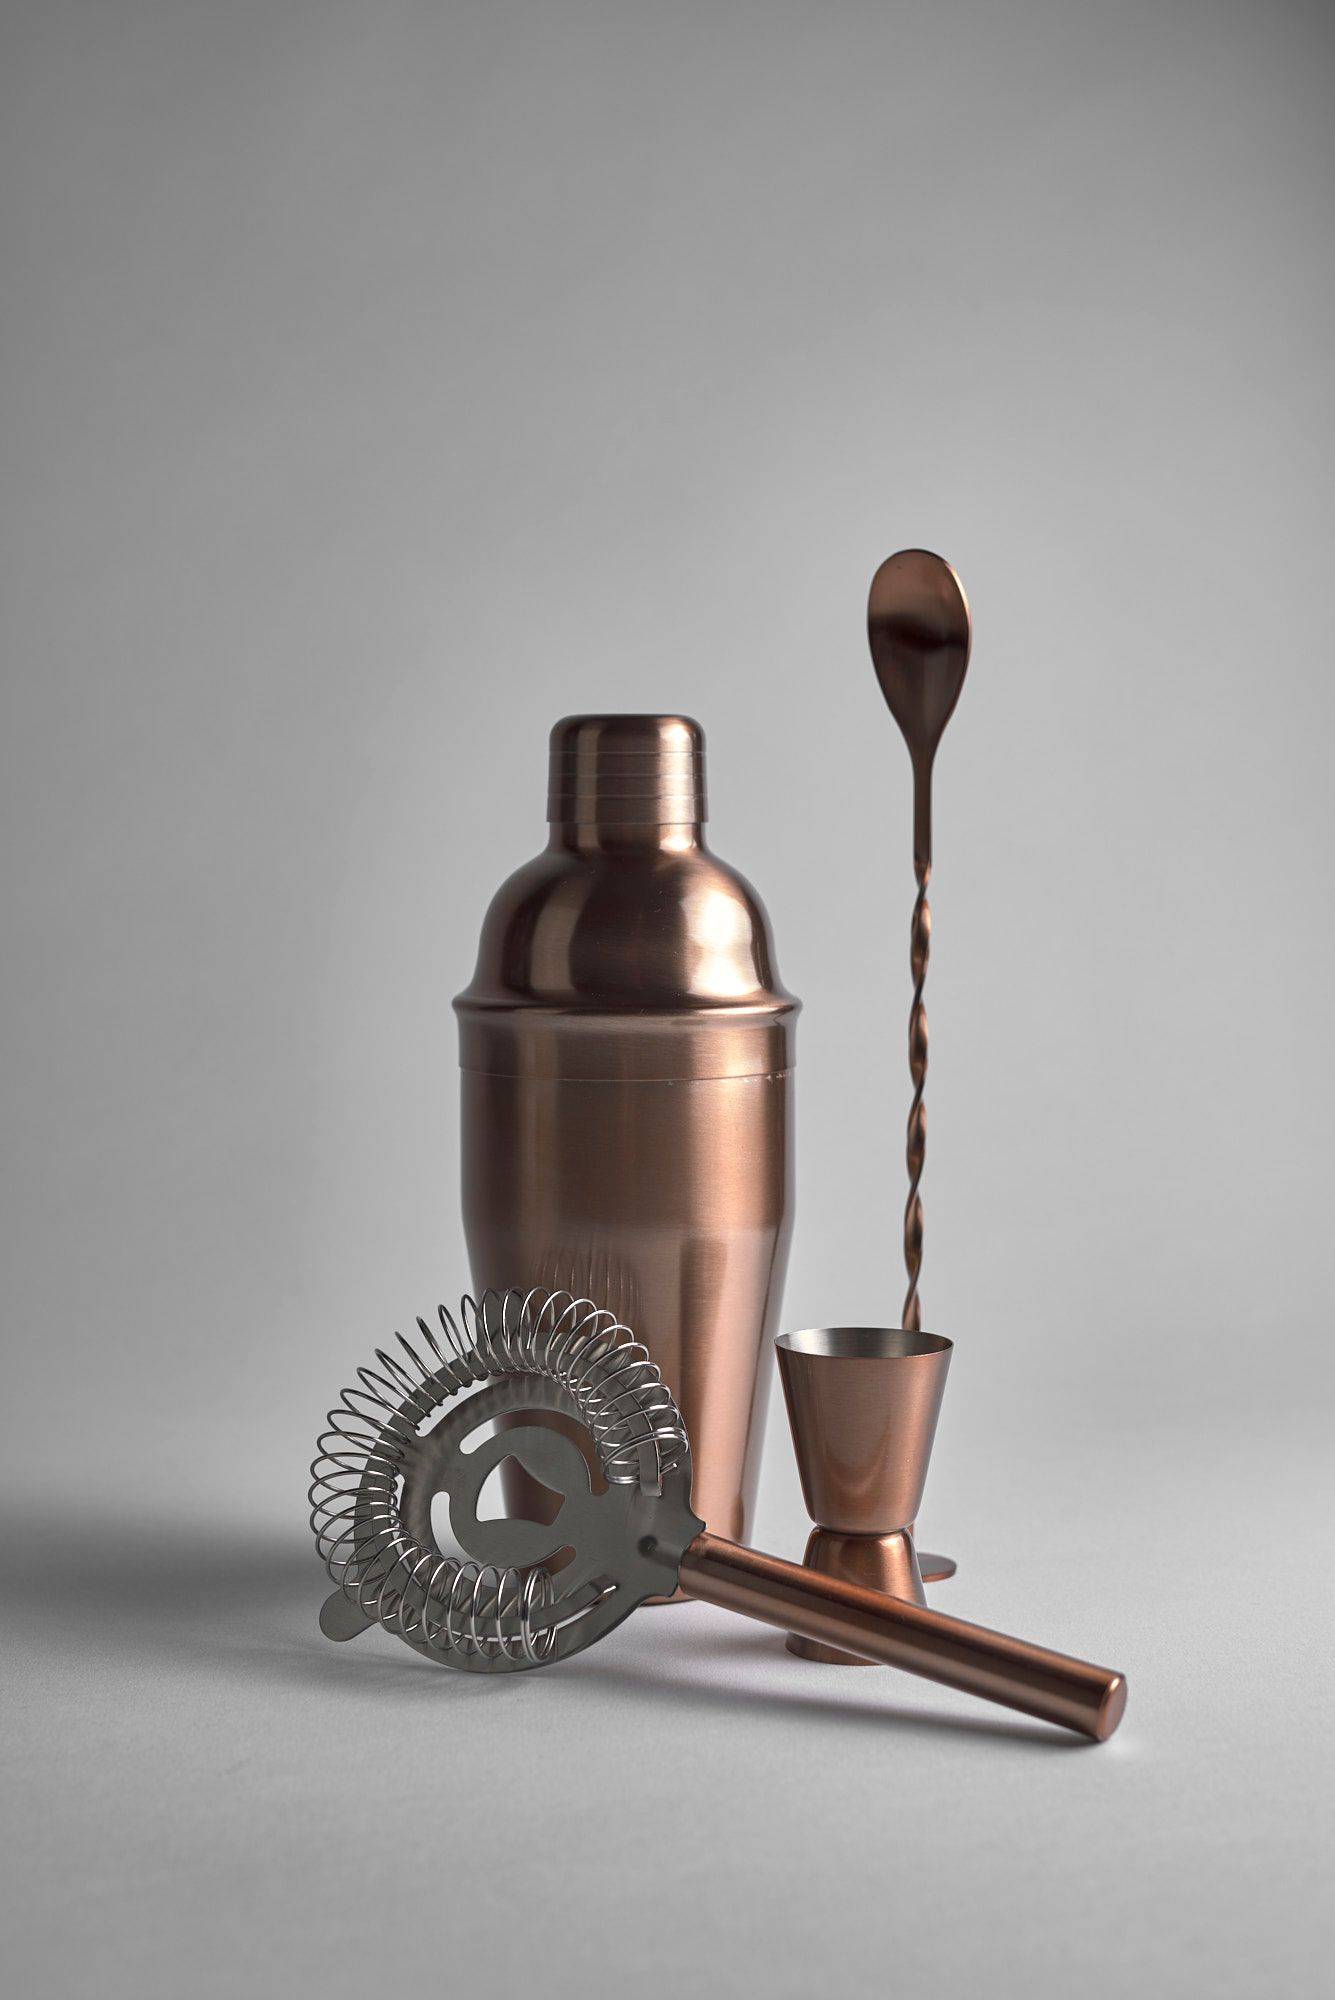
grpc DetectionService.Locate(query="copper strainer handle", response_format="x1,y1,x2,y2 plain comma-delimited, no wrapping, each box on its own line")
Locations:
679,1533,1126,1741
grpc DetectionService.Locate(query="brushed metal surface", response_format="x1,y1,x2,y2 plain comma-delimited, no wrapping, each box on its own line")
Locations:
778,1325,951,1532
678,1534,1126,1742
777,1323,951,1662
455,715,797,1552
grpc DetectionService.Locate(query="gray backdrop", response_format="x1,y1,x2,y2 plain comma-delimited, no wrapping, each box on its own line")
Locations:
3,2,1332,1995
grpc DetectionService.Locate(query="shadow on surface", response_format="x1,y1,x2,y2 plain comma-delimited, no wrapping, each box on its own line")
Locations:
567,1614,1090,1750
1,1501,1091,1746
1,1496,476,1692
2,1501,314,1617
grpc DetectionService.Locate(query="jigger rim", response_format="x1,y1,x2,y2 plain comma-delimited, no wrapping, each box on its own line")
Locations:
777,1326,952,1361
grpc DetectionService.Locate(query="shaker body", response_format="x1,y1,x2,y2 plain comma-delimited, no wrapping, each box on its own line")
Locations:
461,1065,793,1543
454,714,797,1551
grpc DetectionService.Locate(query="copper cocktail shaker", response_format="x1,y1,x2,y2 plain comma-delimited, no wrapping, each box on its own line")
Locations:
454,715,798,1547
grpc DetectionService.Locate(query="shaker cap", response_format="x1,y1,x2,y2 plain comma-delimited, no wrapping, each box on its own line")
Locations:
458,710,797,1079
547,714,706,828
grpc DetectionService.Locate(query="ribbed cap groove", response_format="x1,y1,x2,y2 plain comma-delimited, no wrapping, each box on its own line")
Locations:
547,714,706,827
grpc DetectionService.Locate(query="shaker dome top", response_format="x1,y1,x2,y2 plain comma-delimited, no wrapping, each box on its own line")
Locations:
456,711,797,1079
547,714,706,829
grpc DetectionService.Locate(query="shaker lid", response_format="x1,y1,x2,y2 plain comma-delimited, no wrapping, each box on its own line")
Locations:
457,711,797,1079
547,714,706,828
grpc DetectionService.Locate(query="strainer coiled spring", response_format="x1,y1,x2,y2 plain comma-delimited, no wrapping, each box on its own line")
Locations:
309,1287,688,1666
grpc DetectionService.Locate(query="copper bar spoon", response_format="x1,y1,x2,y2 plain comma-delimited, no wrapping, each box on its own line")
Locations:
867,549,972,1333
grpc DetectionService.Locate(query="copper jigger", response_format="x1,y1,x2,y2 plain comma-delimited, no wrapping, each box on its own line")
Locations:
777,1326,951,1664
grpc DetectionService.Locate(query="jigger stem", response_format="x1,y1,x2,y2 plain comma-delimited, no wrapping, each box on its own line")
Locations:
678,1533,1126,1741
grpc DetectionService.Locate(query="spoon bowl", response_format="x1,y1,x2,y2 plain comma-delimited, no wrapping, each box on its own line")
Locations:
868,548,972,874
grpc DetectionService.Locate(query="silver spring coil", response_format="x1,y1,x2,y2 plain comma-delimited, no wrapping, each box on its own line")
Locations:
309,1287,688,1665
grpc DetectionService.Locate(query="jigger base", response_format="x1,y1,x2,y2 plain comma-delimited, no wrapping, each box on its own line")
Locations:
788,1529,931,1664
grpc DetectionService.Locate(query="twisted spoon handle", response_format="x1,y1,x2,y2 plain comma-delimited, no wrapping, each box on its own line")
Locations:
678,1533,1126,1741
903,860,930,1332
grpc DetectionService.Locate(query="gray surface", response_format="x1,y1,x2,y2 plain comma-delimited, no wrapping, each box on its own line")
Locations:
2,2,1333,1994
